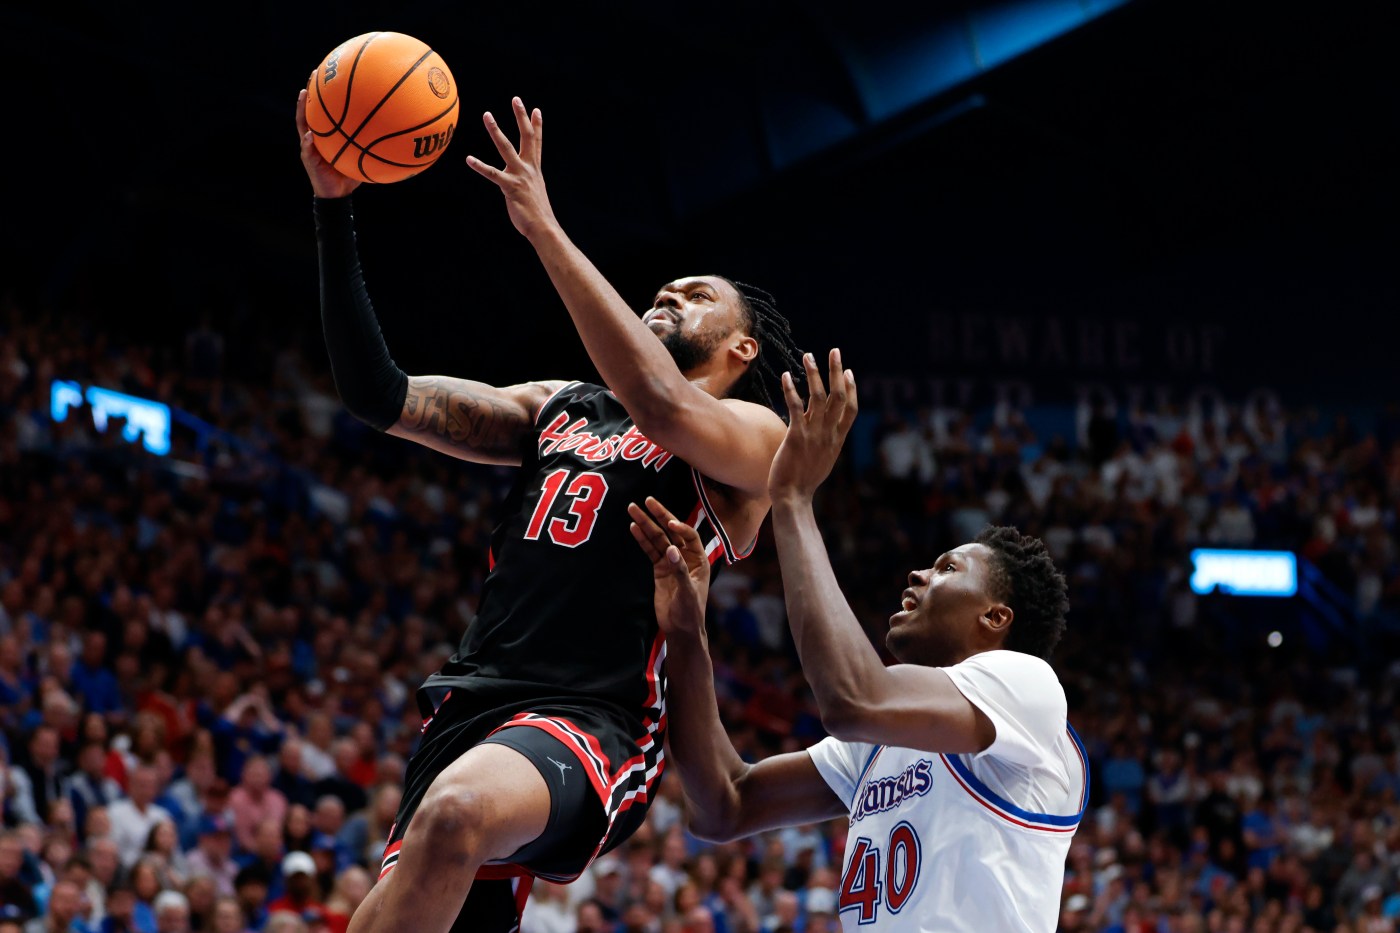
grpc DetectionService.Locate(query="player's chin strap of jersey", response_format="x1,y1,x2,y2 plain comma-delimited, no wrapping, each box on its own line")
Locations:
314,195,409,432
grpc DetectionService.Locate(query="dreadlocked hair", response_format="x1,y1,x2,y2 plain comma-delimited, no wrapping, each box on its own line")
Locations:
974,525,1070,661
717,277,804,414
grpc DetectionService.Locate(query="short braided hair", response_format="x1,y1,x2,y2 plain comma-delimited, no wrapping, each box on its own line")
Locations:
718,278,804,413
974,525,1070,661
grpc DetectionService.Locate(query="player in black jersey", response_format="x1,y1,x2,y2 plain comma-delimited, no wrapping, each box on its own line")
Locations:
296,90,802,933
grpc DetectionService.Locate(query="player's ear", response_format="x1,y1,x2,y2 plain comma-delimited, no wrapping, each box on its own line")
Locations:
730,333,758,365
984,604,1013,634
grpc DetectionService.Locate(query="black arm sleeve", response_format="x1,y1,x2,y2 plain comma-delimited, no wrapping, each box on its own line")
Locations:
314,196,409,432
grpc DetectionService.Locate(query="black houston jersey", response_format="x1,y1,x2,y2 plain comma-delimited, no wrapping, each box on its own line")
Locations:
422,382,749,727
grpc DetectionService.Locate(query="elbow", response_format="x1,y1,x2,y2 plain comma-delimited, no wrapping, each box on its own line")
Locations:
617,375,688,434
685,812,741,845
332,372,406,433
681,767,751,844
817,694,878,744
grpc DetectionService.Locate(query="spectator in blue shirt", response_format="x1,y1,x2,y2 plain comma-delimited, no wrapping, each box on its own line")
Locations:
69,633,123,720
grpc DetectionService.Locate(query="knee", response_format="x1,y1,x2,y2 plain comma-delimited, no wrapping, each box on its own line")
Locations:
414,785,491,856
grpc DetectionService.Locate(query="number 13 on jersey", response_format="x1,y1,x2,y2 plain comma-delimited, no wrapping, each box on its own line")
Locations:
524,468,610,548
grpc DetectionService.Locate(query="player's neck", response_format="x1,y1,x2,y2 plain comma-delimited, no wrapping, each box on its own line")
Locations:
681,366,737,401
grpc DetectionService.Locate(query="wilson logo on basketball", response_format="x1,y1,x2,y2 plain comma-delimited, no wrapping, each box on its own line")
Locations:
413,123,454,159
324,45,346,82
427,67,450,99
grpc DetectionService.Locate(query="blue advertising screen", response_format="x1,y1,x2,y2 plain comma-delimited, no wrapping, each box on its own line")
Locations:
1189,549,1297,598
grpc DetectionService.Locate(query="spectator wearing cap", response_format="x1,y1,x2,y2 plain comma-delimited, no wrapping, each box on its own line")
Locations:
308,833,345,885
590,857,626,925
267,852,323,919
1,908,24,933
805,883,838,933
0,905,24,933
185,815,238,897
234,818,286,901
322,866,370,933
107,766,172,870
152,891,190,933
1059,892,1093,931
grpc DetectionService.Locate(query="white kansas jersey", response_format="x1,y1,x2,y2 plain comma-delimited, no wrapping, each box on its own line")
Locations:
808,650,1088,933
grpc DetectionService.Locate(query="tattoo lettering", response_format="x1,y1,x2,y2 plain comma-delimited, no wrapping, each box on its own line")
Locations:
400,376,532,457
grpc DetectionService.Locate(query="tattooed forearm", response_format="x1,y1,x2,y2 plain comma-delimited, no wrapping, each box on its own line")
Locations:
399,376,533,458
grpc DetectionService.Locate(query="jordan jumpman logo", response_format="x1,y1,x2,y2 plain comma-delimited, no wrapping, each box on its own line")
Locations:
547,757,573,785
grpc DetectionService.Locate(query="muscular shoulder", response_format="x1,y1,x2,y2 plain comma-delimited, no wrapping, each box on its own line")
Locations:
719,397,787,431
944,651,1067,764
948,651,1064,709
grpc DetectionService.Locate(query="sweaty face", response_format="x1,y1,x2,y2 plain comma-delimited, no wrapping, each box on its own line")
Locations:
886,543,1005,667
641,277,746,373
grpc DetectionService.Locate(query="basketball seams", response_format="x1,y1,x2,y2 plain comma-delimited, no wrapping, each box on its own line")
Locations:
330,32,390,166
309,32,456,183
332,48,436,168
309,32,378,143
360,98,459,148
355,98,459,182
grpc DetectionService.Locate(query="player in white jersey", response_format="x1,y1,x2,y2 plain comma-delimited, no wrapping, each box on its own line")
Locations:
628,349,1086,933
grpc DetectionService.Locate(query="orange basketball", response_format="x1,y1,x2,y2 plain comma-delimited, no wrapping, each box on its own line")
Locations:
306,32,459,184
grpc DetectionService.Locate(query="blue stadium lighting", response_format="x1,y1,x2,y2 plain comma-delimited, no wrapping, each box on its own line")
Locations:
1189,549,1297,598
50,379,172,455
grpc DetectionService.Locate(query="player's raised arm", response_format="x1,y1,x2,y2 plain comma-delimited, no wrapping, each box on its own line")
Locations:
629,498,845,841
467,98,786,496
297,87,562,466
767,351,998,756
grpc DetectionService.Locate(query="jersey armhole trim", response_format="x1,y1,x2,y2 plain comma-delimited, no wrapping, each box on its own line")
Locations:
533,381,578,426
851,745,886,809
940,722,1090,831
691,469,746,563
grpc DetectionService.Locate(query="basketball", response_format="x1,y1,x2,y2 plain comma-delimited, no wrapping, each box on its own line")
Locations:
305,32,459,184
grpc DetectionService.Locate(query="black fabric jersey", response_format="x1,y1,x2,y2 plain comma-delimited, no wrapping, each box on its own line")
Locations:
420,382,746,733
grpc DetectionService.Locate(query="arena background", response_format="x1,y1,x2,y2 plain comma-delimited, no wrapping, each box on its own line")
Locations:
2,1,1399,932
4,1,1395,403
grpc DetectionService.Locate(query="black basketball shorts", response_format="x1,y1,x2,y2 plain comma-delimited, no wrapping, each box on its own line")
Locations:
377,688,664,931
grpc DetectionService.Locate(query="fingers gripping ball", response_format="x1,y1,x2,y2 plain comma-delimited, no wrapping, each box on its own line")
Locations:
306,32,459,184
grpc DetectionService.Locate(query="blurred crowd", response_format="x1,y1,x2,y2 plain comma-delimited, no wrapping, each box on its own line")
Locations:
2,303,1400,933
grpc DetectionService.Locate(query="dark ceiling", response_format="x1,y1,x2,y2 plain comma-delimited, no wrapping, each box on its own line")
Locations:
3,1,1395,402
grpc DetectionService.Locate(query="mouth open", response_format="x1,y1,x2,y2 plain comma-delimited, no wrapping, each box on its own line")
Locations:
645,307,681,328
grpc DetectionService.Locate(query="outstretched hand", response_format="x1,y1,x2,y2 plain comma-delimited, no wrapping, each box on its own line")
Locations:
629,497,710,640
466,97,559,241
296,79,360,199
768,349,858,502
